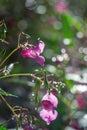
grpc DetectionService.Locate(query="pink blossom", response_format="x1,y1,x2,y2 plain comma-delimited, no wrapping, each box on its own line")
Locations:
35,55,45,67
35,38,45,54
40,92,58,124
40,109,58,125
76,95,85,108
21,38,45,67
41,100,53,110
42,92,58,109
70,120,80,130
54,1,68,13
76,92,87,109
48,17,56,25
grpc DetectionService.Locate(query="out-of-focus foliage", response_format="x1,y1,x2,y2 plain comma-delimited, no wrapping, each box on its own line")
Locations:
0,0,87,130
0,88,17,97
0,125,7,130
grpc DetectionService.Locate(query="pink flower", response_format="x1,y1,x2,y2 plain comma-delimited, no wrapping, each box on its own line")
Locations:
40,92,58,124
40,109,58,125
70,120,80,130
42,92,58,109
76,95,85,108
35,38,45,54
21,38,45,67
54,1,68,13
41,100,53,110
48,17,56,25
76,92,87,109
35,55,45,67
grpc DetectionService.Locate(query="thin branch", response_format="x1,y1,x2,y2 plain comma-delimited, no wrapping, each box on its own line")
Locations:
0,39,9,45
0,94,17,118
0,73,43,83
0,47,19,67
74,81,87,85
17,32,22,47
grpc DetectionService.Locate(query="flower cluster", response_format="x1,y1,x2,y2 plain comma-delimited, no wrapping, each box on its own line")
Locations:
40,92,58,125
21,38,45,67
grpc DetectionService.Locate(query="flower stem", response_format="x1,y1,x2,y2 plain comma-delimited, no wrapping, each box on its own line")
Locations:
17,32,21,47
0,94,18,118
0,38,9,45
0,94,19,129
0,73,43,83
0,47,19,67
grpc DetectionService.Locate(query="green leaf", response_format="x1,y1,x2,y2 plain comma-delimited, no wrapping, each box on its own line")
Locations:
64,13,82,31
0,88,17,97
18,115,22,127
44,72,49,90
0,20,7,39
0,48,7,60
62,13,74,38
34,80,41,106
65,79,74,89
61,13,82,38
0,125,7,130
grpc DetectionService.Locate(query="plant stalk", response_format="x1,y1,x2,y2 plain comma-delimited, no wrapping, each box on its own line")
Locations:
0,47,19,67
0,73,43,83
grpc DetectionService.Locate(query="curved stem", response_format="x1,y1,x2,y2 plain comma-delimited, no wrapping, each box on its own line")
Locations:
17,32,21,47
0,94,18,118
0,38,9,45
0,73,43,83
0,47,19,67
0,95,19,130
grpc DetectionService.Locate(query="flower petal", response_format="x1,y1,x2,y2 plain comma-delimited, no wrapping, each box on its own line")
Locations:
35,38,45,55
36,56,45,67
42,92,58,108
41,100,53,110
40,109,58,125
21,48,37,58
21,39,45,66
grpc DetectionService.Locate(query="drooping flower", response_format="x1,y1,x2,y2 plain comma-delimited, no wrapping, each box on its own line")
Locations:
40,92,58,125
40,109,58,125
41,100,53,110
21,38,45,67
41,92,58,109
